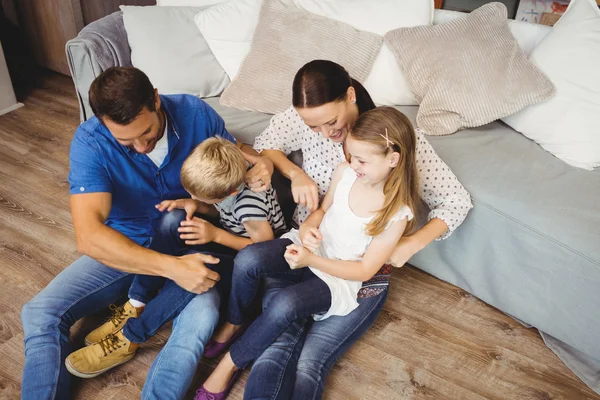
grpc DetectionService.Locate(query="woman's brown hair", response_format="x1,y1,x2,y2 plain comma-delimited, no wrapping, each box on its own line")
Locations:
349,107,420,236
292,60,375,115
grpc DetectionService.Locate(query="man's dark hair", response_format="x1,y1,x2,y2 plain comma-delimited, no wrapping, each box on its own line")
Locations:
89,67,156,125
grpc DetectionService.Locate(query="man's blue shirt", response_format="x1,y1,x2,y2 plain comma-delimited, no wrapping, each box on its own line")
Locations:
68,94,235,244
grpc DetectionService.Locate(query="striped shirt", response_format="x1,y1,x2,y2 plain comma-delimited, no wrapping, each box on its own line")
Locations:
214,185,286,238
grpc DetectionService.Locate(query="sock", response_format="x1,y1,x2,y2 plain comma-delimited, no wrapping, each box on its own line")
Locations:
129,299,146,308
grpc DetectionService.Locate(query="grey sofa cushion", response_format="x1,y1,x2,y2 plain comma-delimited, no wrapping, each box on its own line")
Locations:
203,97,271,145
409,117,600,381
121,6,230,97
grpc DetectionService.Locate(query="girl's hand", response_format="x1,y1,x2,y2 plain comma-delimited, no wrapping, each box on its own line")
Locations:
156,199,198,220
291,173,319,212
178,217,217,245
284,244,312,269
300,227,322,253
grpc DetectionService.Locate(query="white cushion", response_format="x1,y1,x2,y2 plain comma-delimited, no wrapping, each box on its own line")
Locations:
121,6,229,97
194,0,261,80
157,0,225,6
195,0,434,106
503,0,600,170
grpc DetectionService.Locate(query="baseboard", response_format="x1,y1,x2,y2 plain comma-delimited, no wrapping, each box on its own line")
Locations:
0,102,24,117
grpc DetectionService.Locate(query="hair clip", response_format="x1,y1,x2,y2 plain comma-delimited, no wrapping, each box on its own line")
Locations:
380,128,393,148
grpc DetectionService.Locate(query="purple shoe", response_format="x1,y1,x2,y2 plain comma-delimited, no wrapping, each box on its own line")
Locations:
194,369,242,400
203,326,247,359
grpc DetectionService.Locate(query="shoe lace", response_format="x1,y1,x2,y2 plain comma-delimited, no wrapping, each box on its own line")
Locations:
98,333,122,356
108,304,128,327
194,387,216,400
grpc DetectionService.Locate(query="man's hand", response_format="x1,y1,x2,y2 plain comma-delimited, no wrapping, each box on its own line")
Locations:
168,253,221,293
178,217,217,245
243,152,274,192
284,244,312,269
300,227,322,253
291,173,319,212
156,199,198,220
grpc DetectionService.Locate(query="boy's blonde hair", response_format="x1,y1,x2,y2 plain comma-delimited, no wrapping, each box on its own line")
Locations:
181,137,246,200
349,107,419,237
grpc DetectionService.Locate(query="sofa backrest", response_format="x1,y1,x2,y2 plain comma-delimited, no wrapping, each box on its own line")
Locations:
66,8,554,123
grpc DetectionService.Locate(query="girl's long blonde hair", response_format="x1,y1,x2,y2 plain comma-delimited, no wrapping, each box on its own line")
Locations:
349,107,420,237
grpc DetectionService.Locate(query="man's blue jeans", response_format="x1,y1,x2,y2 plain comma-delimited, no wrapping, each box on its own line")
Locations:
20,209,231,400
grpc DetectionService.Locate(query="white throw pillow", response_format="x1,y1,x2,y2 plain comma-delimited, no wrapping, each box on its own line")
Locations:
157,0,224,6
194,0,261,80
121,6,229,97
502,0,600,170
195,0,434,106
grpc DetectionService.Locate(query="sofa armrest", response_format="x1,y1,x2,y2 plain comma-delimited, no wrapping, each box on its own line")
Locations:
66,11,131,122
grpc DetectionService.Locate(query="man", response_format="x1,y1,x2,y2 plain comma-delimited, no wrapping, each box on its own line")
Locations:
20,67,272,400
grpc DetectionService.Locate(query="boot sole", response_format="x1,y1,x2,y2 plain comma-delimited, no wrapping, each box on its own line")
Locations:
65,353,136,379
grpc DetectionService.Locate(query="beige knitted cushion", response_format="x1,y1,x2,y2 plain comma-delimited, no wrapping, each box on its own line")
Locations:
220,0,383,114
384,2,555,136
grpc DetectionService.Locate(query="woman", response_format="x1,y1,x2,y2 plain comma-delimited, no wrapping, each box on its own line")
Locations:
207,60,473,399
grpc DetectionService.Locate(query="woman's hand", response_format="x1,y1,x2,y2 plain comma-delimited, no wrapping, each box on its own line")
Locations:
284,244,312,269
300,227,322,253
290,172,319,212
243,152,274,192
156,199,198,220
178,217,217,245
388,218,448,267
388,236,422,268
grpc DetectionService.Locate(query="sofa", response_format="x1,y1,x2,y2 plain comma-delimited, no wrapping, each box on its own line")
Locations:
65,5,600,394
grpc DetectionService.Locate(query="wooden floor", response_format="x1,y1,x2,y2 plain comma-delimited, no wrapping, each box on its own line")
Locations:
0,71,598,400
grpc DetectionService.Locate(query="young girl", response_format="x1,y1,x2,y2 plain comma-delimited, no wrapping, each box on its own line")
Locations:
195,106,421,400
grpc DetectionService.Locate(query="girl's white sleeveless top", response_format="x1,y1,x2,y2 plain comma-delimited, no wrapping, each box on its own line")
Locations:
285,166,413,320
